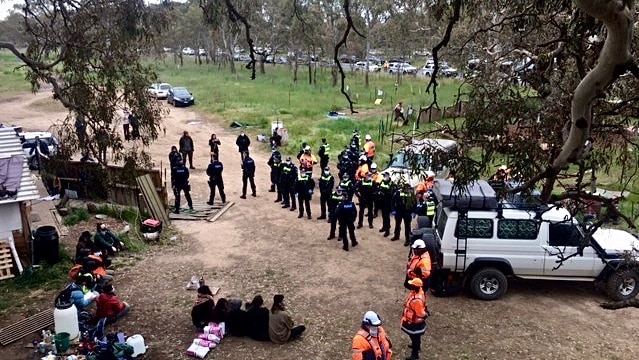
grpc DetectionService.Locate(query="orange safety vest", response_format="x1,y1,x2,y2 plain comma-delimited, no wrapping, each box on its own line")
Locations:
401,290,427,325
300,153,317,170
356,164,369,180
364,141,376,157
371,173,382,183
352,327,392,360
406,253,431,280
415,179,434,197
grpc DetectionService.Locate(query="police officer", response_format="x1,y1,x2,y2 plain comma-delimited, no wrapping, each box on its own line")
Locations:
425,192,437,226
267,148,283,202
206,155,226,205
318,138,330,170
391,183,416,245
335,193,358,251
279,157,297,210
376,172,394,237
171,160,193,214
240,151,256,199
326,187,344,240
168,145,182,169
317,166,335,220
339,173,355,200
350,129,361,149
295,169,315,219
355,172,376,229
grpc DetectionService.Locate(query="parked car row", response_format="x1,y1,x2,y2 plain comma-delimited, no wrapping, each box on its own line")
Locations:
181,47,207,56
147,83,195,107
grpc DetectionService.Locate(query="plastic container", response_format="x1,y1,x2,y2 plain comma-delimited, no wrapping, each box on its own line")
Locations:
126,334,147,357
54,303,79,340
54,332,70,353
34,226,60,265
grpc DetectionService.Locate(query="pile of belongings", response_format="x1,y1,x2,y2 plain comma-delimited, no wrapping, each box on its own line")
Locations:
186,322,226,358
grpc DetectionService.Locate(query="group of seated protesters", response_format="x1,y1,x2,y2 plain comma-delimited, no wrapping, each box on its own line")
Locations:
58,223,130,327
191,286,306,344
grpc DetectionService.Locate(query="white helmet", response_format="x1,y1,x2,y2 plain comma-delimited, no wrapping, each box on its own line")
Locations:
304,145,311,151
363,311,382,326
370,163,378,170
359,155,367,162
365,134,372,141
411,239,426,249
425,170,436,179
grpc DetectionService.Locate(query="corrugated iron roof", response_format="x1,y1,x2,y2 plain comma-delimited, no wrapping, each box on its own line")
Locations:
0,127,40,205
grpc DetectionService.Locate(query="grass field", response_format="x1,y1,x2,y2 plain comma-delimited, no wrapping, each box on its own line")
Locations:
0,50,32,94
154,59,464,167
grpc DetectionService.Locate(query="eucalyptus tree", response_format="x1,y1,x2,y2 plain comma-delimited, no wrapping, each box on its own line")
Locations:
0,0,170,166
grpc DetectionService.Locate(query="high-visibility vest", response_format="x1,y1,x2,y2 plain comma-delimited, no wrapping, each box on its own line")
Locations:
322,144,331,157
321,174,333,182
402,291,427,325
352,327,391,360
426,200,436,216
407,254,431,280
298,173,309,182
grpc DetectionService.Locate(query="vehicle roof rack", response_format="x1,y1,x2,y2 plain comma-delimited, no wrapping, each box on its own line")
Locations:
433,179,498,210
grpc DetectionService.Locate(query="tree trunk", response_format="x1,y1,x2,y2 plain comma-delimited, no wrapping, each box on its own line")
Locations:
331,65,338,87
552,0,634,170
293,54,299,84
365,37,370,88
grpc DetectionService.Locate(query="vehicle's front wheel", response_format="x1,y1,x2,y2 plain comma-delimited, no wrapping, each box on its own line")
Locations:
469,268,508,300
606,269,639,301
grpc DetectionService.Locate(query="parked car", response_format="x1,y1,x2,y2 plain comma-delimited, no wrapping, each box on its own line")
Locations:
19,131,59,169
354,61,381,72
147,83,172,100
422,62,458,77
167,87,195,107
198,48,207,56
182,47,195,55
429,180,639,301
388,62,417,74
381,138,457,188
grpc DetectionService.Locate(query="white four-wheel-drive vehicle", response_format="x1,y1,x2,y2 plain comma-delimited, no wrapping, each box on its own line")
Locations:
428,179,639,301
147,83,172,99
20,131,59,169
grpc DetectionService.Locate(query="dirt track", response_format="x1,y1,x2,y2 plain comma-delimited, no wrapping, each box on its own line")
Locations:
1,91,639,360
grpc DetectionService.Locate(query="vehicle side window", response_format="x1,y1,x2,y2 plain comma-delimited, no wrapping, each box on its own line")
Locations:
497,219,539,239
455,218,493,238
548,223,583,247
436,209,448,239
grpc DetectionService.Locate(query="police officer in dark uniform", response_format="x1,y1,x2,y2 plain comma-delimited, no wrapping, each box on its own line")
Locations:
318,138,330,170
206,155,226,205
295,169,315,219
267,148,283,202
279,157,296,209
240,151,256,199
326,187,344,240
355,172,376,229
168,146,182,179
317,166,335,220
391,183,416,245
376,172,394,237
335,194,358,251
339,173,355,200
171,160,193,214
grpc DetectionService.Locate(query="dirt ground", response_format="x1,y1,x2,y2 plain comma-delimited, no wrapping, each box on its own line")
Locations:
1,90,639,360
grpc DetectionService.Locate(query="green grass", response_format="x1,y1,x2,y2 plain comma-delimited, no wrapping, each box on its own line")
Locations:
0,50,33,93
0,250,73,314
155,60,464,167
62,208,91,226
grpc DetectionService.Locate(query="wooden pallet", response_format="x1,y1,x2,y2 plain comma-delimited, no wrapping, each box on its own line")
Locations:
136,174,170,225
0,241,15,281
0,309,54,346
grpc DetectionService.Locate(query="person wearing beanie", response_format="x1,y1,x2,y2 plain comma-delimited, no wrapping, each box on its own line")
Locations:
96,283,130,324
191,285,216,331
269,294,306,344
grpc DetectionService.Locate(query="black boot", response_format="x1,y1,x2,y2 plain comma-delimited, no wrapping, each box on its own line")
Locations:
269,185,275,192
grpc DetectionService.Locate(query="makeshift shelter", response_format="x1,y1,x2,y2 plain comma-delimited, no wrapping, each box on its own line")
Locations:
0,127,40,272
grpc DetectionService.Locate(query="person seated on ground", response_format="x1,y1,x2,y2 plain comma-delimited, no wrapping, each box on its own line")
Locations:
95,283,130,324
75,231,97,263
210,298,229,324
81,253,113,286
191,285,216,331
225,299,248,337
69,273,98,315
94,223,126,256
245,295,270,341
269,294,306,344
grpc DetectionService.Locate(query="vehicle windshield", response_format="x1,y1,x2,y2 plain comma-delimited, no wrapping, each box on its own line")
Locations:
160,84,171,90
173,88,190,96
388,152,431,169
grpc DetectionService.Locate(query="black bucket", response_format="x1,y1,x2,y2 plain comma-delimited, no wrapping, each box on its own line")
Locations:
33,226,60,265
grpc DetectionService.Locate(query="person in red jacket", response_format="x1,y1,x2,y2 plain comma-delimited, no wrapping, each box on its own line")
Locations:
96,283,130,324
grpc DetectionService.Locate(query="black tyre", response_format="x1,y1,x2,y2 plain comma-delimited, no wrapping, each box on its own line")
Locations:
605,269,639,301
469,268,508,300
416,216,431,229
